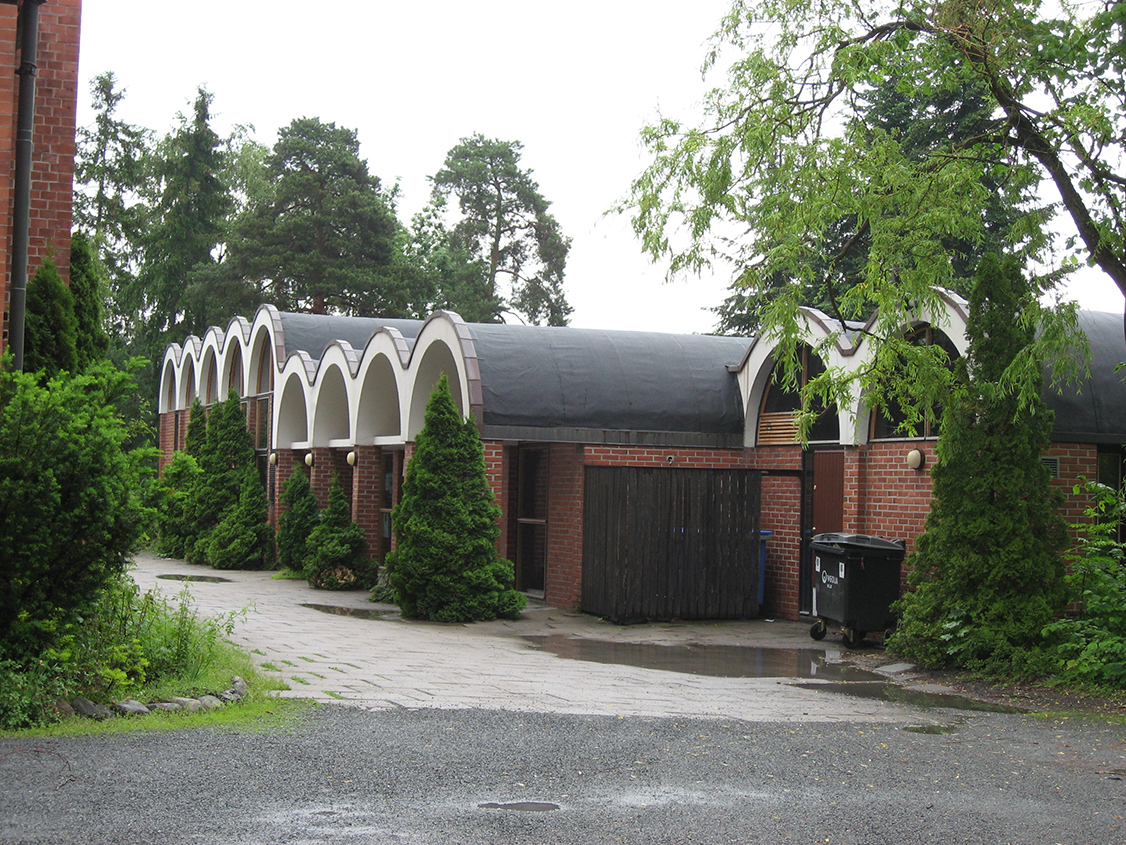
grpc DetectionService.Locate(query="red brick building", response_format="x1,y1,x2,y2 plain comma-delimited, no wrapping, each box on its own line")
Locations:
0,0,82,353
158,299,1126,630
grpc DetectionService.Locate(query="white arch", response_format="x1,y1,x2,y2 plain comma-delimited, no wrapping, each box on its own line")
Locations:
275,368,311,448
405,319,471,440
310,349,355,447
354,330,408,444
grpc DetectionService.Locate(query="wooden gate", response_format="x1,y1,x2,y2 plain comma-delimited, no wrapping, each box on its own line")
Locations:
582,467,762,621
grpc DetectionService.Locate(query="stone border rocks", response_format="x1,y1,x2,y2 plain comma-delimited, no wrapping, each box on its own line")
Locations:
68,677,249,721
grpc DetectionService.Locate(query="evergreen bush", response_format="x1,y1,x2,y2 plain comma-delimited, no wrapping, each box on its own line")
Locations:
385,375,525,621
183,390,254,564
304,474,371,590
890,255,1067,675
0,361,150,658
209,464,272,570
184,397,207,457
155,451,202,559
23,257,78,377
68,231,111,370
275,468,318,572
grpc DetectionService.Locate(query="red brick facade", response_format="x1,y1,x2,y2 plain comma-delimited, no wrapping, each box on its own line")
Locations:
0,0,82,352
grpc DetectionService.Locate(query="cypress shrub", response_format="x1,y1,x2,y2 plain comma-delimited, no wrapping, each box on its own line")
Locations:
385,375,525,621
891,254,1067,675
304,474,371,590
209,464,272,570
69,231,110,370
23,258,78,377
184,390,254,564
154,451,201,559
276,468,318,572
184,397,207,458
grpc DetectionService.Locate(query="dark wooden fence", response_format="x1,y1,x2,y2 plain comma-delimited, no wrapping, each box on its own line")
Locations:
581,466,762,621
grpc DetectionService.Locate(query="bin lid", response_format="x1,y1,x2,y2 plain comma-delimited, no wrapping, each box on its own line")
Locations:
811,533,906,554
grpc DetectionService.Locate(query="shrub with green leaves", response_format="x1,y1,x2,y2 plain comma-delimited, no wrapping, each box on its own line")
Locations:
209,465,272,570
155,451,202,559
305,474,371,590
385,375,525,621
23,257,78,377
0,360,151,659
890,255,1066,676
275,468,318,572
183,390,255,564
1044,481,1126,688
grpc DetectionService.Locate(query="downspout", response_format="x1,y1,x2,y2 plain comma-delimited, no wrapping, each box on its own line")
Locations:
8,0,46,371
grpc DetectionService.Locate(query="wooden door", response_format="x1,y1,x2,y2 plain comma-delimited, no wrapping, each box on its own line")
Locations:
801,450,844,613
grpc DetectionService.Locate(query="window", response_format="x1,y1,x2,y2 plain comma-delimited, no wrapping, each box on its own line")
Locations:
870,325,959,441
758,346,839,444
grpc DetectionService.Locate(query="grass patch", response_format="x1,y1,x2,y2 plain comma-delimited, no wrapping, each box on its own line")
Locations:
324,691,345,700
290,676,310,685
260,662,281,672
271,568,307,581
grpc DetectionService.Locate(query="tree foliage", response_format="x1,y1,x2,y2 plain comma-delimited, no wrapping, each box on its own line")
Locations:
23,258,78,378
428,134,573,326
304,474,371,590
275,467,318,572
626,0,1111,422
890,255,1067,675
68,231,111,370
0,362,152,656
209,464,272,570
385,375,525,621
154,451,201,559
228,117,411,316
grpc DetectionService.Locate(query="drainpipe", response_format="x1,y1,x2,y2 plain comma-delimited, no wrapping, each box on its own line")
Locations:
8,0,46,371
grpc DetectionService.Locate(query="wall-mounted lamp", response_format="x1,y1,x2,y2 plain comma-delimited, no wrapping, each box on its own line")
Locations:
346,451,357,466
268,452,277,466
666,455,675,464
304,453,315,468
906,449,925,471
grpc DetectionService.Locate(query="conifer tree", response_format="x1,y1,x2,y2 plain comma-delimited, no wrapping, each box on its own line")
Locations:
304,474,370,590
385,375,525,621
209,464,271,570
184,390,254,563
23,258,78,377
68,231,110,370
275,468,318,572
183,398,207,458
891,254,1067,675
154,451,201,559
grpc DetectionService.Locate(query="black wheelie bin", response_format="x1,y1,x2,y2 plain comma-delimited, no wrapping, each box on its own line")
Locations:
808,533,906,647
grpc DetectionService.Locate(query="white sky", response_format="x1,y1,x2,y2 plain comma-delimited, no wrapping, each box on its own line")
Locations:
75,1,1124,334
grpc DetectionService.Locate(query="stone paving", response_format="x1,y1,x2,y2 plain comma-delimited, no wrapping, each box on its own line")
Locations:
130,552,931,724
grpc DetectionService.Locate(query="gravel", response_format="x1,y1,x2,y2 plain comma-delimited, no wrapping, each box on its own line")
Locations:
2,703,1125,844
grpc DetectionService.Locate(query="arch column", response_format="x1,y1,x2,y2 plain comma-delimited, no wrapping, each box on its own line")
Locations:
350,445,381,561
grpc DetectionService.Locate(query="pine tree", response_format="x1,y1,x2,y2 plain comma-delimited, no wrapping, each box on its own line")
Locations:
183,398,207,458
891,254,1067,675
209,464,271,570
304,474,370,590
275,468,318,572
68,231,110,370
385,375,525,621
23,258,78,377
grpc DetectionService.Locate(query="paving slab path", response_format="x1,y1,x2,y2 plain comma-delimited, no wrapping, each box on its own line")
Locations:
132,553,936,724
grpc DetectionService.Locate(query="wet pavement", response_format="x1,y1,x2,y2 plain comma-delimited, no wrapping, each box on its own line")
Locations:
132,553,990,725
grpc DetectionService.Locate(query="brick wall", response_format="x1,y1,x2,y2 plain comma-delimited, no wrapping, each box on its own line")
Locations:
545,443,584,609
350,445,381,561
1,0,82,352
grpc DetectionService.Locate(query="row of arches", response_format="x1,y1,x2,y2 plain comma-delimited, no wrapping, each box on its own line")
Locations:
160,306,479,451
737,293,969,447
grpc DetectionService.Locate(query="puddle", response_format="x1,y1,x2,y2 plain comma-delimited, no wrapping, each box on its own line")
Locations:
301,603,399,620
794,681,1026,713
478,802,560,812
156,574,232,583
522,636,883,681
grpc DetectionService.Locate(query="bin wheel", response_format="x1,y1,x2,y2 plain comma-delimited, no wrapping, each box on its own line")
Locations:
842,628,866,648
810,620,827,641
883,627,896,644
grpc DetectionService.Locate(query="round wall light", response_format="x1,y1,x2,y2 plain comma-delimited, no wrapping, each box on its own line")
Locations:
268,452,277,466
346,451,357,466
304,453,315,467
906,449,925,470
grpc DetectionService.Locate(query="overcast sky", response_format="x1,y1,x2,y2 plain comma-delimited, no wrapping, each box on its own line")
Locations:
75,1,1124,334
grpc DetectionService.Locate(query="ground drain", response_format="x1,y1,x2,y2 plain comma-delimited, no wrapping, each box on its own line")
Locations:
478,802,560,812
156,574,232,583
